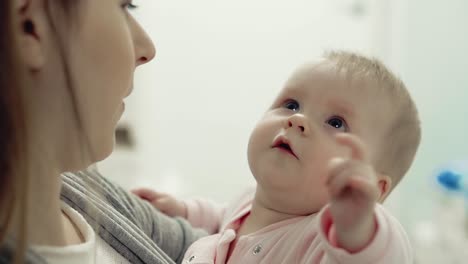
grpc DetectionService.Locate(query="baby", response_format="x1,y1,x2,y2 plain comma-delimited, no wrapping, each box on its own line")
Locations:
134,51,421,263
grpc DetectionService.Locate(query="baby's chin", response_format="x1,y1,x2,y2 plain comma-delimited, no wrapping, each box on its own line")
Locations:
293,205,324,216
269,200,325,217
288,196,330,216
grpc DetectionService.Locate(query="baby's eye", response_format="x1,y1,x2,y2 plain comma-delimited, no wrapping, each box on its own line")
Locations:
326,116,348,132
283,100,300,112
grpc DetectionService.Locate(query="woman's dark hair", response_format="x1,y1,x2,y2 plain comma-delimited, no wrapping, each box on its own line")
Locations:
0,1,87,262
0,0,29,261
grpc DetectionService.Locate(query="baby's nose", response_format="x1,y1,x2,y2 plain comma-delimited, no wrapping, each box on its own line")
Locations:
287,114,310,136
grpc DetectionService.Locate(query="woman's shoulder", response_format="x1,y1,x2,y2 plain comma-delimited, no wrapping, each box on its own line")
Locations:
61,170,172,263
61,170,207,264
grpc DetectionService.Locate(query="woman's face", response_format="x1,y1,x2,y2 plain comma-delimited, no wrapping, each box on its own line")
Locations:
17,0,155,168
69,0,155,161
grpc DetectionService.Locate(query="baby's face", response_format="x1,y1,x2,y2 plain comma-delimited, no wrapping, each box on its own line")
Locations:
247,61,393,215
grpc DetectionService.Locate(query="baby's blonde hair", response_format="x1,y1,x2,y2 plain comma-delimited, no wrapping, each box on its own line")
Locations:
323,50,421,189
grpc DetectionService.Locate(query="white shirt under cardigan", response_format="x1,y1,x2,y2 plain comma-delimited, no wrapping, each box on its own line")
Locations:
31,202,130,264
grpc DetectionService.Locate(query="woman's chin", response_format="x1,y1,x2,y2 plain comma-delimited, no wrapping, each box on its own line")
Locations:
75,141,114,171
93,141,115,162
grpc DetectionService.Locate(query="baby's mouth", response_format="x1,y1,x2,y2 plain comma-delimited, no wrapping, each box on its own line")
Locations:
272,137,299,159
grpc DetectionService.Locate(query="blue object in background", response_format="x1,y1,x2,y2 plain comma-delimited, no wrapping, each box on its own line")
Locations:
437,170,468,193
436,160,468,197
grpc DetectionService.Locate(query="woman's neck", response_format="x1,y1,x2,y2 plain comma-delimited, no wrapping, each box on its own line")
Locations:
8,164,82,247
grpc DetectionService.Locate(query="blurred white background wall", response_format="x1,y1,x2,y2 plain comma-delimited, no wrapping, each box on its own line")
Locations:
381,1,468,262
99,0,468,262
388,0,468,224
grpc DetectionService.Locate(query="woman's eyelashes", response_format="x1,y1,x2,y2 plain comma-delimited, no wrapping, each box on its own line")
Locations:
122,0,138,10
283,99,300,112
326,116,349,132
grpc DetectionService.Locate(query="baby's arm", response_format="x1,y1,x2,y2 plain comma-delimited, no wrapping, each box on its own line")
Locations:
308,135,412,263
326,134,380,252
132,188,225,234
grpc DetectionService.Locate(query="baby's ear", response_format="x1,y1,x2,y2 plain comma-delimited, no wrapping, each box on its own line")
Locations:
377,174,392,202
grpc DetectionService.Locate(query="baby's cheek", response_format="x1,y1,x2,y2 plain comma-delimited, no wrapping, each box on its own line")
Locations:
305,170,330,194
308,188,330,213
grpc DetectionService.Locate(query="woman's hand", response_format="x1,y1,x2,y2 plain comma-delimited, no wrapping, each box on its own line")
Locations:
131,188,187,218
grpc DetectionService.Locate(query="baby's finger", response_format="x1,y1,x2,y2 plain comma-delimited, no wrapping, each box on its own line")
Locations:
327,165,353,198
131,188,165,201
327,157,356,186
335,133,369,162
154,197,173,210
343,162,379,196
154,196,187,217
346,171,379,200
328,161,377,199
328,157,347,176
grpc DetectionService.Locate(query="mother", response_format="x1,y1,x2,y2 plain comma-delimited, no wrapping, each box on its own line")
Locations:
0,0,205,263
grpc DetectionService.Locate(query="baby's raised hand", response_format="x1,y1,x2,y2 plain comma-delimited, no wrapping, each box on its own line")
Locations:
131,188,187,218
326,133,379,252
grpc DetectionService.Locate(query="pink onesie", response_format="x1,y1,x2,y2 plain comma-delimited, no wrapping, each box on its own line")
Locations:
182,187,412,264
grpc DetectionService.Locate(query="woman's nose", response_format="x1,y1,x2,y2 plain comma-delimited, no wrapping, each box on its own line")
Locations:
133,19,156,67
